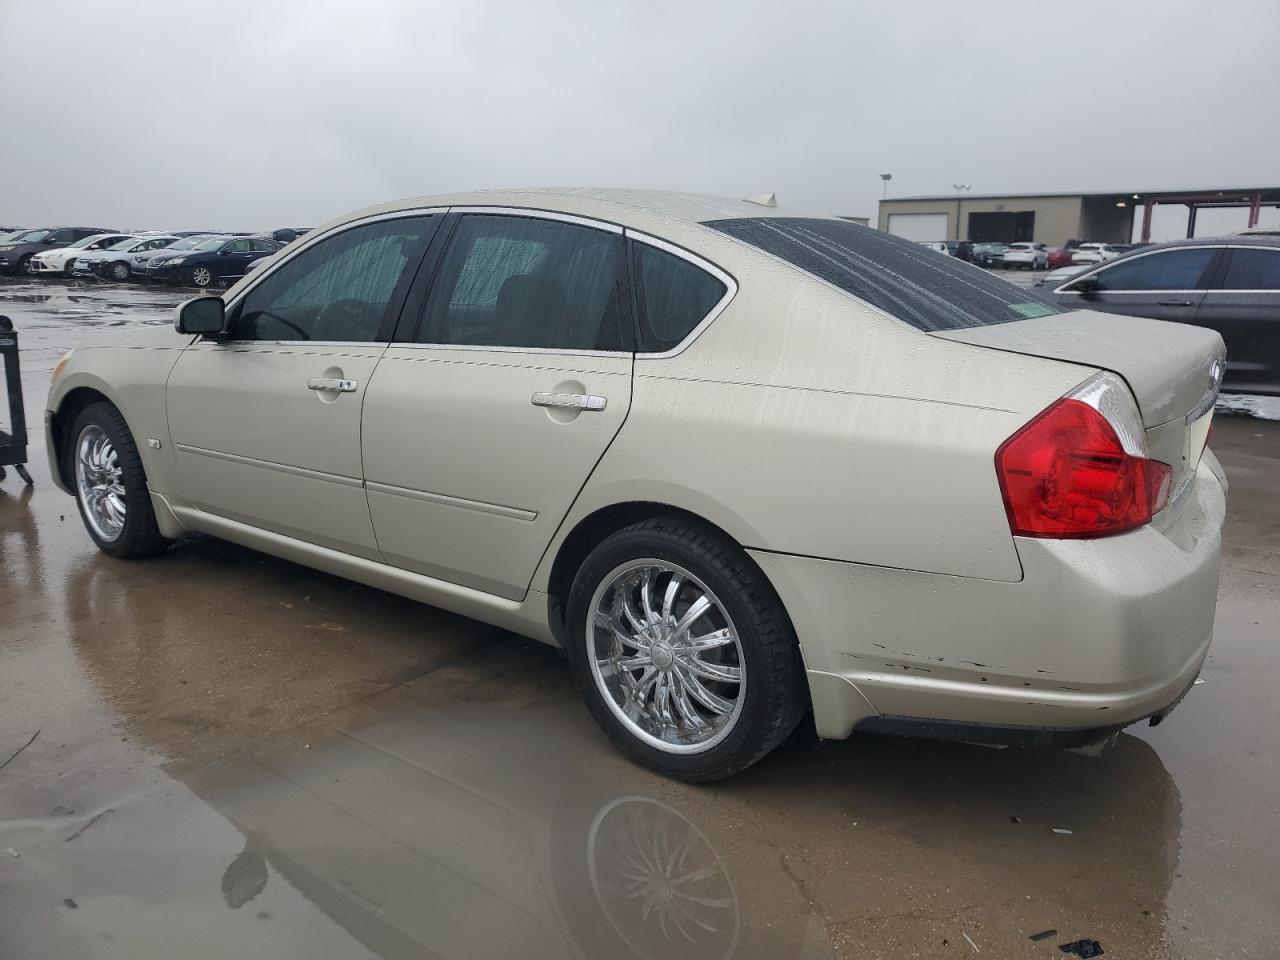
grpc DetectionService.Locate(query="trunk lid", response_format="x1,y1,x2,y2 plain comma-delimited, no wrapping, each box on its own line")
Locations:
934,309,1226,491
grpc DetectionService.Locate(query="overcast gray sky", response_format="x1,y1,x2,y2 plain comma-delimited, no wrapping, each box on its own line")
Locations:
3,0,1278,233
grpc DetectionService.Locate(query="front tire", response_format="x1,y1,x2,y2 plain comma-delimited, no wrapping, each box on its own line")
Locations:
566,517,807,782
109,260,130,281
67,402,171,558
19,254,35,276
189,264,212,288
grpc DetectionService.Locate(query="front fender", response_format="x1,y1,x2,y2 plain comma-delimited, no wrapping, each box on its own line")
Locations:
46,346,187,496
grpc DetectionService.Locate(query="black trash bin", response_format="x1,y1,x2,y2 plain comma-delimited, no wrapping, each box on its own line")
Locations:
0,315,33,485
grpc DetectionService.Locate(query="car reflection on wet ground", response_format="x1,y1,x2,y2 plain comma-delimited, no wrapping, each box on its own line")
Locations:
2,278,1278,959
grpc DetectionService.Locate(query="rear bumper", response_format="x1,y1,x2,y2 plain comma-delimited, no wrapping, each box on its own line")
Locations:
751,452,1226,741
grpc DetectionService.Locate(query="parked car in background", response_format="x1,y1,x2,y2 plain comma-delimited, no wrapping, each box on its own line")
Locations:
1046,247,1073,269
46,189,1226,781
142,235,281,287
1071,242,1124,264
71,235,180,280
917,241,950,255
28,233,136,276
271,227,312,244
971,242,1008,267
0,226,117,275
130,235,216,277
1035,263,1090,288
944,240,974,262
1046,236,1280,394
1001,242,1049,270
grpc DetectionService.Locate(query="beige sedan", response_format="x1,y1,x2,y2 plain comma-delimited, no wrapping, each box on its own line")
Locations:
46,189,1227,780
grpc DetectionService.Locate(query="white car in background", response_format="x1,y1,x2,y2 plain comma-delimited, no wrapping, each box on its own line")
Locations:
1001,242,1049,270
916,241,950,255
28,233,136,276
1071,242,1124,264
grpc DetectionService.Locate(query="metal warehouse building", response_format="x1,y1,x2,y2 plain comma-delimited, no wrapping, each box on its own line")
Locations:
877,186,1280,246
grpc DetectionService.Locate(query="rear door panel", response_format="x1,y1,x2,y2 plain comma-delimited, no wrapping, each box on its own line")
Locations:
362,349,632,599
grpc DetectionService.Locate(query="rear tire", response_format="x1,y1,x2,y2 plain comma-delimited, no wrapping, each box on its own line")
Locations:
66,402,171,559
566,517,807,782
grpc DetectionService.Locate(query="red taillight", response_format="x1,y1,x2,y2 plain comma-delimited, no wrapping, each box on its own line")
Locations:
996,398,1172,538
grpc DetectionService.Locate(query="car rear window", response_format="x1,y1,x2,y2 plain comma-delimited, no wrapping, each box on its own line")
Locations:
704,217,1058,331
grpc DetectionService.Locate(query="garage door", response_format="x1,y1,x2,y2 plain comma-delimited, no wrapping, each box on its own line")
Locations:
886,213,949,242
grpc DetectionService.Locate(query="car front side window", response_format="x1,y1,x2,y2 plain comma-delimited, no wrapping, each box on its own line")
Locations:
1089,249,1217,291
417,214,626,351
230,216,438,343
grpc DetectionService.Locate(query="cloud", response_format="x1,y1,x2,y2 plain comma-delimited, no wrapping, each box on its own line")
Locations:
2,0,1277,230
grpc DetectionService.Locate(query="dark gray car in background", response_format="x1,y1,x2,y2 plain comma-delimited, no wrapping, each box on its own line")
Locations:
1045,236,1280,395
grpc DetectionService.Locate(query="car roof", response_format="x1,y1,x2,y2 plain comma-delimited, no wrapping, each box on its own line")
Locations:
1137,235,1280,251
313,188,830,243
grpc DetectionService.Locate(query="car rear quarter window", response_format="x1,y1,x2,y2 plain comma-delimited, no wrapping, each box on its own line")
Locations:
704,217,1058,331
632,242,727,352
1092,248,1217,291
1222,248,1280,290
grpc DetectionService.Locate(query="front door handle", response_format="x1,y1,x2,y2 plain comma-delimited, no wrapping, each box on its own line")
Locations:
1158,299,1194,307
307,377,358,392
531,391,607,412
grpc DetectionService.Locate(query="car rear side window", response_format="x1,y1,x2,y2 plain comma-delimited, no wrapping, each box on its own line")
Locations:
1222,248,1280,290
417,214,626,351
631,242,727,352
1092,248,1217,291
704,217,1058,331
231,216,438,342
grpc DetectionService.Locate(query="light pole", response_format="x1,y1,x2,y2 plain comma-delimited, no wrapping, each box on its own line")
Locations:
879,173,892,200
952,183,971,241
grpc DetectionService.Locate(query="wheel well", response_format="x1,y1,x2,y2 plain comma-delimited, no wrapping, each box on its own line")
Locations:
546,502,767,643
49,387,112,487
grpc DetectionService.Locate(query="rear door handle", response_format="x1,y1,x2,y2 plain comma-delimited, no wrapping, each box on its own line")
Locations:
1159,299,1194,307
531,392,607,411
307,377,358,392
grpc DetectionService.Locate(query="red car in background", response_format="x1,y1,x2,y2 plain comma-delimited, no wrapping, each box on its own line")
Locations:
1046,247,1073,269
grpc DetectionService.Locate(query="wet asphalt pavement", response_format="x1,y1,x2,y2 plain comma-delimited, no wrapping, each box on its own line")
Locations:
1,276,1278,960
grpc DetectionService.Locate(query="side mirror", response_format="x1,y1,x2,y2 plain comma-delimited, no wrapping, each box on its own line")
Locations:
175,296,226,338
1070,276,1100,296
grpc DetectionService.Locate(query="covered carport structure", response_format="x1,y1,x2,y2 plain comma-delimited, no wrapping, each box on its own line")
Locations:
1136,187,1280,241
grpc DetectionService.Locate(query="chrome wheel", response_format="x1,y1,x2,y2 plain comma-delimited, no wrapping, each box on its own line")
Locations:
111,261,129,280
588,560,746,754
191,265,212,287
76,424,126,542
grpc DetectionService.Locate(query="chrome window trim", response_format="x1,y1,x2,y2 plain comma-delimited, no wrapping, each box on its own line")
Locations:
222,206,452,313
1051,244,1232,295
625,229,739,360
446,205,624,234
190,340,387,350
387,342,631,359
